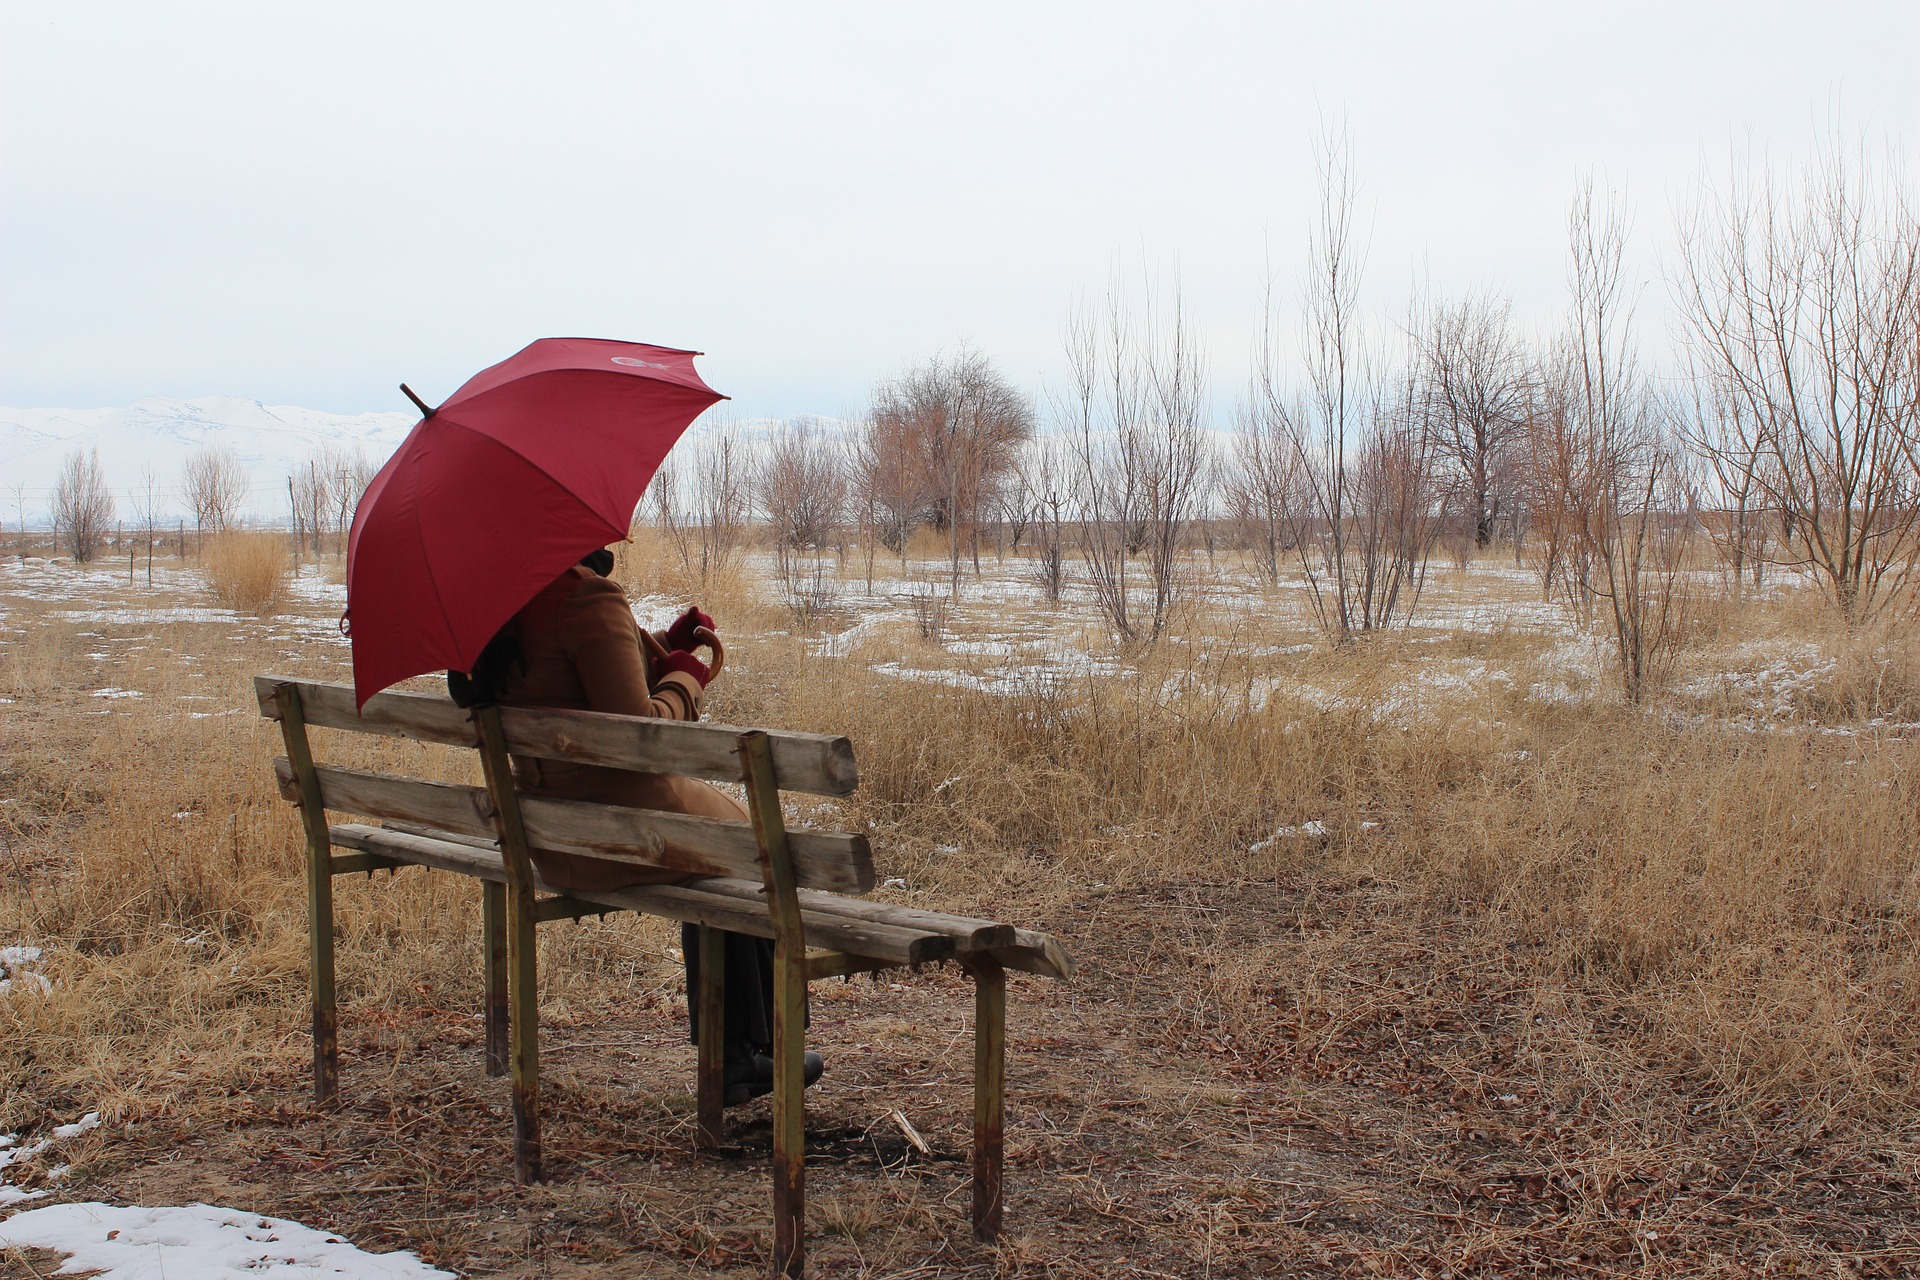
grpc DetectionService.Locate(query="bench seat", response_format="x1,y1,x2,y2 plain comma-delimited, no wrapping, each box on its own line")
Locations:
327,821,1072,978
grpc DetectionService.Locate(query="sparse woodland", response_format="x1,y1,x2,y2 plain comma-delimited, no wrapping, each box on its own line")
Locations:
5,139,1920,1277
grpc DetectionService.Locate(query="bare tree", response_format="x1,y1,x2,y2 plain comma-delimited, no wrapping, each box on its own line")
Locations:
1673,136,1920,621
869,348,1035,590
290,455,332,555
1023,439,1073,603
1414,291,1533,551
182,445,248,549
325,445,377,553
1680,368,1771,591
1529,181,1691,703
1226,379,1304,584
1255,129,1438,637
652,422,752,588
759,419,848,621
52,447,115,562
1062,278,1209,642
132,468,162,585
855,406,921,558
9,481,26,560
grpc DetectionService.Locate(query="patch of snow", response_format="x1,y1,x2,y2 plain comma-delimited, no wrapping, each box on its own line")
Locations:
807,613,891,658
0,1202,459,1278
0,1109,98,1205
0,946,50,996
51,1113,99,1141
53,607,242,625
89,688,142,700
1250,820,1328,852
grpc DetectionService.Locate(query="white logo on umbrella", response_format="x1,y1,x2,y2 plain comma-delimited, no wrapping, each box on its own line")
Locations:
612,356,671,370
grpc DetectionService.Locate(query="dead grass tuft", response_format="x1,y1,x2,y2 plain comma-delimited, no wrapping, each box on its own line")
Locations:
199,532,292,617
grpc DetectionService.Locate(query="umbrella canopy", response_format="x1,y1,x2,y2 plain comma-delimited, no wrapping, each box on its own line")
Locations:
345,336,725,707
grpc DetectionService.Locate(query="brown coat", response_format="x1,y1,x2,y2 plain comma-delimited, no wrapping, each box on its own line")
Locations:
498,565,747,890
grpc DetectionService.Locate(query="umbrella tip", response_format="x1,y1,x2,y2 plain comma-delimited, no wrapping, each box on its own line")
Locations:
400,383,434,417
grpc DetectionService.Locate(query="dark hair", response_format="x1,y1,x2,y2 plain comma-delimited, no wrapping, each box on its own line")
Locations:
447,621,524,709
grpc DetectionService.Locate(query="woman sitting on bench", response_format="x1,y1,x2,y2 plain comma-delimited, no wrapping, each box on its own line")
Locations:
449,548,823,1105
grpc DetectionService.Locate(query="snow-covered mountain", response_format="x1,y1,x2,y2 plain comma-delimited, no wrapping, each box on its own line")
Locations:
0,397,855,525
0,397,417,522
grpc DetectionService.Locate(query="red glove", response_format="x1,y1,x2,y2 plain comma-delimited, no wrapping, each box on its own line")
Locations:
665,606,716,652
654,648,712,690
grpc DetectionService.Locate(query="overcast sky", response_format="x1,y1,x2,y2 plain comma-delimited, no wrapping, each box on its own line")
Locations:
2,1,1915,422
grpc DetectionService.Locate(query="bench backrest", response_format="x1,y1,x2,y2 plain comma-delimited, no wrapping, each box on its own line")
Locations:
253,675,874,895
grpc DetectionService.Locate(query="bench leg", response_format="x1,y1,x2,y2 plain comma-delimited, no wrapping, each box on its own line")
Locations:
507,878,543,1183
969,958,1006,1243
306,843,338,1107
771,936,807,1278
482,881,508,1077
695,925,726,1149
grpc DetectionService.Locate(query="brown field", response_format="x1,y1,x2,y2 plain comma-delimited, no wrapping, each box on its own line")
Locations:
3,533,1919,1278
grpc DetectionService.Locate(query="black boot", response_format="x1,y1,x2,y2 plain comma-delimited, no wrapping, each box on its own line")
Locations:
723,1050,824,1107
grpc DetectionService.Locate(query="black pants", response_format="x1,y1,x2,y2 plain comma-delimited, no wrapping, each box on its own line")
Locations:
682,924,802,1057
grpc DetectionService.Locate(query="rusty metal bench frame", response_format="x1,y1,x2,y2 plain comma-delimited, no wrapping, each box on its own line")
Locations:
254,675,1070,1278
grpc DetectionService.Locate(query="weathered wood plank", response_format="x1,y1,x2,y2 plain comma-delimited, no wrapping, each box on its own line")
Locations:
992,929,1075,981
967,957,1007,1241
805,949,898,981
329,851,402,876
694,880,1016,952
272,759,873,894
331,819,1068,977
274,685,339,1108
325,824,949,966
254,676,859,796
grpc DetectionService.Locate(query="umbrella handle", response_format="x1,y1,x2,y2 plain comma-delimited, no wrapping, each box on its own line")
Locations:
640,625,726,682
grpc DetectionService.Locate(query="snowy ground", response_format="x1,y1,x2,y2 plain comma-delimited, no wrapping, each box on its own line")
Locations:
0,1201,456,1278
2,548,1877,741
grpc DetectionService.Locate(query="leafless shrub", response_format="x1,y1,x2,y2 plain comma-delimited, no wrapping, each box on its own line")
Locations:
909,584,948,641
52,447,114,562
1529,181,1692,703
182,445,247,549
1673,135,1920,622
1061,280,1209,642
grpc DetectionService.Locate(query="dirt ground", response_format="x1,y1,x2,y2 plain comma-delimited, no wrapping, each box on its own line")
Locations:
12,876,1916,1279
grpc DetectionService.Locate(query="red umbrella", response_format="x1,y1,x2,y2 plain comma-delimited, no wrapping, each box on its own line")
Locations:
345,336,726,707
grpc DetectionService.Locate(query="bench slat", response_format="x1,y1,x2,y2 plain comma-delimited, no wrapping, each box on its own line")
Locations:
688,880,1016,952
255,677,859,796
328,824,947,965
274,760,874,894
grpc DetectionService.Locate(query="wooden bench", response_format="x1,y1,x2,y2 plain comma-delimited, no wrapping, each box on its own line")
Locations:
253,675,1071,1278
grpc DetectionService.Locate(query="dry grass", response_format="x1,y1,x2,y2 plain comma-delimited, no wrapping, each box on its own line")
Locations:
199,531,293,616
2,547,1918,1276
